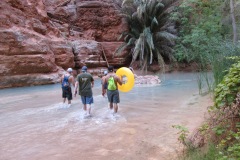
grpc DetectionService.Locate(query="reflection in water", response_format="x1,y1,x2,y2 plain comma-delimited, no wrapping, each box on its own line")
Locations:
0,72,208,160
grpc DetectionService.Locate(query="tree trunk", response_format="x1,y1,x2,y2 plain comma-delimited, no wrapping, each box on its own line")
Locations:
230,0,238,44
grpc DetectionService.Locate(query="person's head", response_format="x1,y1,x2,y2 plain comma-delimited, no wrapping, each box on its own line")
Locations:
103,70,108,75
81,66,87,73
67,68,73,73
108,66,114,72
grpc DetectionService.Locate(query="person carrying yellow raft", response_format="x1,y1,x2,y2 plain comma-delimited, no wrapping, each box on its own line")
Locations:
102,66,123,114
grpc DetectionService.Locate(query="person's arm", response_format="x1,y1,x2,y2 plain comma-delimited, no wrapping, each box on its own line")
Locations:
69,76,75,87
60,75,64,84
91,76,94,88
102,76,107,96
91,80,94,88
74,81,79,97
116,75,123,85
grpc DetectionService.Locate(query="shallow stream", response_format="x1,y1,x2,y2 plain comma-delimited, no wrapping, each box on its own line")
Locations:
0,72,211,160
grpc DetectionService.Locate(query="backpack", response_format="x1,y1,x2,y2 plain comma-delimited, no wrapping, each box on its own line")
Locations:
62,75,70,89
107,76,116,90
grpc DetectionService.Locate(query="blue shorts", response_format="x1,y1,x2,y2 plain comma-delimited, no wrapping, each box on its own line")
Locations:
81,96,94,104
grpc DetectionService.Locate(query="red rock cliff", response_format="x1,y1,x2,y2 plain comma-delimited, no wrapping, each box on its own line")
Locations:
0,0,129,88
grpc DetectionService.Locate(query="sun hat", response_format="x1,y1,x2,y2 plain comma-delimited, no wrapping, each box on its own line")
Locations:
67,68,73,72
81,66,87,72
103,70,108,75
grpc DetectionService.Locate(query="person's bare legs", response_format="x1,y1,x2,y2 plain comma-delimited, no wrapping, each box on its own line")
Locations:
83,104,87,114
109,102,113,110
62,98,67,108
86,104,91,116
66,100,71,108
113,103,118,114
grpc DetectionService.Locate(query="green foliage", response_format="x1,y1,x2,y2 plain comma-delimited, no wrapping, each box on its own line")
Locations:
172,0,224,63
182,143,218,160
217,129,240,160
214,58,240,108
205,59,240,160
172,125,190,147
212,125,226,136
172,1,240,159
172,0,240,93
116,0,178,70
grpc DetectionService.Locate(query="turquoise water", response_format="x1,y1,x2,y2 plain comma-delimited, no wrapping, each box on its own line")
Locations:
0,72,208,160
0,72,198,101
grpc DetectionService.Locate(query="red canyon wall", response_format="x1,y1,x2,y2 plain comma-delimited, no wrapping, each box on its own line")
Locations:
0,0,129,88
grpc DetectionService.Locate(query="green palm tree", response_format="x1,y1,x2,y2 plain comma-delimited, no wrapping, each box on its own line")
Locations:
115,0,178,71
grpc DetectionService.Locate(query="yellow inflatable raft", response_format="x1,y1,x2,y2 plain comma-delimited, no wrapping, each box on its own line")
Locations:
116,67,135,92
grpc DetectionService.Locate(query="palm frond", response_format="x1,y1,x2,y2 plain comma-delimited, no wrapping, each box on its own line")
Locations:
127,37,136,46
114,43,128,56
149,48,153,64
157,5,175,19
155,48,165,72
138,2,148,23
142,53,148,71
130,28,141,38
132,34,143,61
153,2,165,17
155,31,177,41
117,0,178,71
124,35,130,42
159,45,176,62
166,26,178,34
144,27,154,50
150,17,158,31
122,0,134,7
118,31,128,41
146,0,156,15
119,13,131,20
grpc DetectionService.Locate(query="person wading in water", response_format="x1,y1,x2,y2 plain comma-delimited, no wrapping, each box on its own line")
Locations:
61,68,75,108
102,66,123,115
74,66,94,118
101,70,108,97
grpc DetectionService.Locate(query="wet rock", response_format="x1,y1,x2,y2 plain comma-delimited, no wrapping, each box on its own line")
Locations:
0,73,61,88
135,75,161,85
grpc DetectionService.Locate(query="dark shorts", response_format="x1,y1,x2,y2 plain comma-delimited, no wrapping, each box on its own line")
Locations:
107,90,120,103
104,83,108,89
62,87,72,100
101,82,108,89
81,96,94,104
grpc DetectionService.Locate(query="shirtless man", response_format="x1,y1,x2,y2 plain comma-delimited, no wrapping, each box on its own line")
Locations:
61,68,75,108
102,66,123,114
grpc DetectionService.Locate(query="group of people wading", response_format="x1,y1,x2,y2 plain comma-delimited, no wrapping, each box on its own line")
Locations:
60,65,123,118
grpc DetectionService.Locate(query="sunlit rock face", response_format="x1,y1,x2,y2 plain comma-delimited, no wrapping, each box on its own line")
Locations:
0,0,128,88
